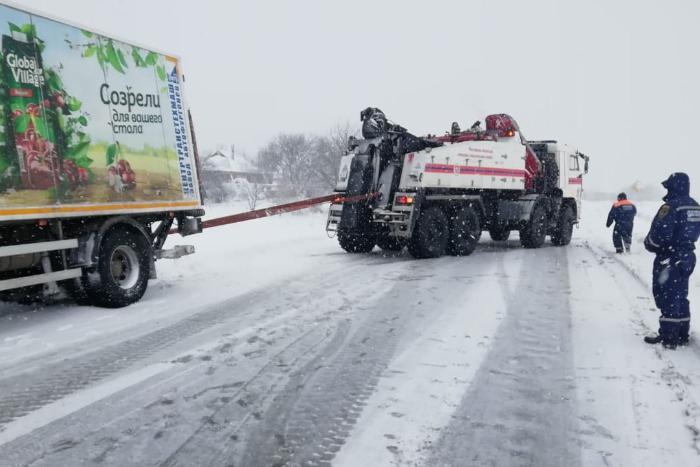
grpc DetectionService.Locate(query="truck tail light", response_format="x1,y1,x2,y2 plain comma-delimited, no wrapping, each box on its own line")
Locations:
395,195,414,205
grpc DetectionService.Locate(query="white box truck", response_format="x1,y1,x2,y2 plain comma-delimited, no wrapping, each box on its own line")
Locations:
0,2,204,307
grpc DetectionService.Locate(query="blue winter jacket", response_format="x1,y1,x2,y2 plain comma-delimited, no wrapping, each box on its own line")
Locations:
606,199,636,231
644,172,700,256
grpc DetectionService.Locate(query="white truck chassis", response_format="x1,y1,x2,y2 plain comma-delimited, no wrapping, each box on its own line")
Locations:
327,109,588,258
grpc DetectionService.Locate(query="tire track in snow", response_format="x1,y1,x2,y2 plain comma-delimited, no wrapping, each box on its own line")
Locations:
227,260,476,467
158,321,352,467
0,260,396,432
428,246,580,467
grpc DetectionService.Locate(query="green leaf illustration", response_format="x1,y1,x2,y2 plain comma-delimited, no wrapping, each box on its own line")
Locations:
31,116,47,137
14,114,29,134
83,45,97,58
67,141,89,158
20,23,36,40
74,154,93,168
145,52,158,66
156,64,166,81
105,41,124,73
106,143,117,165
78,115,88,126
68,97,82,112
8,22,20,33
117,48,128,69
131,47,146,67
45,69,63,91
57,113,66,131
81,30,93,38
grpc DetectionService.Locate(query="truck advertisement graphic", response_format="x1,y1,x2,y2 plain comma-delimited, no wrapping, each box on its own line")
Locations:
0,3,199,220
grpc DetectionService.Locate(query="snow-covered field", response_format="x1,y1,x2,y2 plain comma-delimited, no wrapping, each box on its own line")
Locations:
0,199,699,466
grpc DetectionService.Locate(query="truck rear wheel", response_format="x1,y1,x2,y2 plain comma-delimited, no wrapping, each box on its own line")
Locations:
338,231,376,253
520,205,547,248
377,235,404,251
551,205,575,246
489,227,510,242
84,227,151,308
447,206,480,256
408,205,449,259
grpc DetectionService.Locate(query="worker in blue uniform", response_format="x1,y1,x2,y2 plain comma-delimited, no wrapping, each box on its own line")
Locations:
606,192,636,253
644,173,700,348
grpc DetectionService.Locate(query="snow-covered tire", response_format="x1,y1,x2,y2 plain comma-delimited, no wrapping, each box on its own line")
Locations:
408,205,449,259
520,205,547,249
83,227,151,308
447,206,480,256
551,205,575,246
489,227,510,242
338,231,375,253
376,235,404,251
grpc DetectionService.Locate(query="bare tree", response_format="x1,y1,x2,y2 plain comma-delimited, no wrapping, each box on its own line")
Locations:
256,124,358,198
258,133,316,196
246,180,263,210
308,123,357,193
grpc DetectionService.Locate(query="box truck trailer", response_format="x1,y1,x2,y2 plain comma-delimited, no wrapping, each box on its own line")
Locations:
0,2,204,307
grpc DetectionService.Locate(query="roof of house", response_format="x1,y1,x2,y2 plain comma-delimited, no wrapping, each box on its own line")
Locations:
202,149,257,174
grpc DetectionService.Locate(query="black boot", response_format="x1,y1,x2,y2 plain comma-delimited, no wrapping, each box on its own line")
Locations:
644,335,663,344
663,341,678,350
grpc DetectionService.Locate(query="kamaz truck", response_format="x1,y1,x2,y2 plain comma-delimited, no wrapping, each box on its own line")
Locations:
327,108,589,258
0,2,203,307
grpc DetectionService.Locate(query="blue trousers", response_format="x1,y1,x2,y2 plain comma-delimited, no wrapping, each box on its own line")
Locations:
613,225,632,252
652,252,695,343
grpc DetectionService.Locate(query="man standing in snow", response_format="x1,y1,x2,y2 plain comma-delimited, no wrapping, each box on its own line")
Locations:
606,192,636,253
644,173,700,349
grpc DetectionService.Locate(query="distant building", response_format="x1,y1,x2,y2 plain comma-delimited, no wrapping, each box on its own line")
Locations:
201,146,270,184
200,146,272,202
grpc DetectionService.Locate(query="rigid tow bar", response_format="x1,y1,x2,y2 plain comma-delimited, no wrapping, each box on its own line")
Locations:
169,192,376,235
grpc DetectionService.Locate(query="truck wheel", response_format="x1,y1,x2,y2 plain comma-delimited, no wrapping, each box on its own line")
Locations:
338,231,376,253
551,205,575,246
377,235,404,251
520,205,547,248
85,227,151,308
489,227,510,242
408,205,449,259
447,206,480,256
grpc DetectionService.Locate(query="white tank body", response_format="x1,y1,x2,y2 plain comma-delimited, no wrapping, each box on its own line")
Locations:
399,133,528,191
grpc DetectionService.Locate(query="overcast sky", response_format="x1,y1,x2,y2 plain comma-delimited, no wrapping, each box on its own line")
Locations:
14,0,700,193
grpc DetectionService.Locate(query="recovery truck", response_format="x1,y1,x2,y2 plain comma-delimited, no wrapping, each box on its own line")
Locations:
0,2,203,307
327,108,589,258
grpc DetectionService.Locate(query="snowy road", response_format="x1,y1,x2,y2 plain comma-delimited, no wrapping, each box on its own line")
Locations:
1,202,700,466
